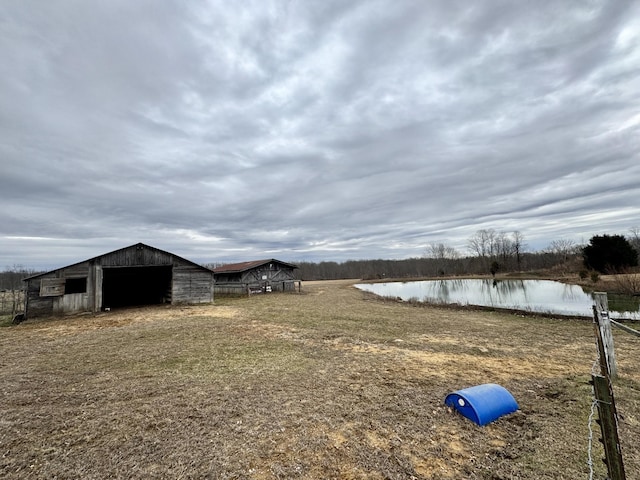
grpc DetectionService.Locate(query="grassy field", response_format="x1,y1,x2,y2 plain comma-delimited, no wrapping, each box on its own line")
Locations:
1,279,639,479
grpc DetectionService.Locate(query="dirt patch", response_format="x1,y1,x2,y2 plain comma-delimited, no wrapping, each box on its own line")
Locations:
1,280,638,479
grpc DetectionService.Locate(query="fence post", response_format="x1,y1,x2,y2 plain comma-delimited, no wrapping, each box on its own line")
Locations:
593,292,617,379
591,375,626,480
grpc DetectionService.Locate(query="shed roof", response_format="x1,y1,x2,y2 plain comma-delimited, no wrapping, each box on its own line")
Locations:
24,242,211,281
212,259,298,274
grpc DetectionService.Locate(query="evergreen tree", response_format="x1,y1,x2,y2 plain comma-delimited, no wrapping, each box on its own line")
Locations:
582,234,638,273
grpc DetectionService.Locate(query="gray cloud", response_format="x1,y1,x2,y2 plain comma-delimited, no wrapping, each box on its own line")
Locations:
1,0,639,269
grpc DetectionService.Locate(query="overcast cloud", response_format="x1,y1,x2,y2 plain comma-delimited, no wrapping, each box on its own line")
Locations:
1,1,640,269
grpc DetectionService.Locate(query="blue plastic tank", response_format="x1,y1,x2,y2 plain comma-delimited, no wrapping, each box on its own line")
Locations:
444,383,519,426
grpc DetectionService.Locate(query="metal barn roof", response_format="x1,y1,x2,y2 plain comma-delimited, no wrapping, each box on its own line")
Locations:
212,259,298,274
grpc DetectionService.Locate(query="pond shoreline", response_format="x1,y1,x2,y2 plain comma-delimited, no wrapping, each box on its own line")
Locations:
360,272,638,296
361,289,595,322
355,277,640,321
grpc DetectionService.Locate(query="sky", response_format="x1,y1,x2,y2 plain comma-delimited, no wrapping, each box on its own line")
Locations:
1,1,640,270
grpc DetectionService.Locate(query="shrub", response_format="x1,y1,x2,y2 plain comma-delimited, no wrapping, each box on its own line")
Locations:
490,261,500,277
590,271,600,283
611,272,640,295
583,234,638,273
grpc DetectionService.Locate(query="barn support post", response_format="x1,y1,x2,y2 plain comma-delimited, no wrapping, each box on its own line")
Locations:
91,264,103,313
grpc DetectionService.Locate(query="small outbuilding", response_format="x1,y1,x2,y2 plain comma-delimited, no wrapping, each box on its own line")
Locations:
213,259,299,295
23,243,213,318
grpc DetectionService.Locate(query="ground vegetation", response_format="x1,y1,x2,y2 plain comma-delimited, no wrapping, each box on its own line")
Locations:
1,280,639,479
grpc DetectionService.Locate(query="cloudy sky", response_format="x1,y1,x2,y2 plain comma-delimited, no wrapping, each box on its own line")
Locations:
2,1,639,270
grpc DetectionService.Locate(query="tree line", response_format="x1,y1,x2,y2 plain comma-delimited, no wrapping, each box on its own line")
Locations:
1,227,638,285
0,265,42,291
294,228,640,281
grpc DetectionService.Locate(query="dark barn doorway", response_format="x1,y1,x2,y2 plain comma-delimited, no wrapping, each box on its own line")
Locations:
102,266,172,309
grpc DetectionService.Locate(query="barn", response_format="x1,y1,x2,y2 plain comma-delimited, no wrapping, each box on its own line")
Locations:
23,243,214,318
213,259,299,295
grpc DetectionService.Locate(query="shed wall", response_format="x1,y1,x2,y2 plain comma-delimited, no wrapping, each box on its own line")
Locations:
214,263,297,295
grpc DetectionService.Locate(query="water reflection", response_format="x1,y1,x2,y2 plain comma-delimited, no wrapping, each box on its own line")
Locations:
355,279,640,320
609,294,640,314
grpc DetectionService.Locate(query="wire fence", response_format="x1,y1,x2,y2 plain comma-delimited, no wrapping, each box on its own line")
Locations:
610,319,640,337
587,294,640,480
0,290,25,317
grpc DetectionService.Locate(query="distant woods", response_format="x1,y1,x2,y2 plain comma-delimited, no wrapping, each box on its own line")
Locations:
0,266,42,318
294,250,572,281
1,228,639,286
295,228,640,281
0,266,42,291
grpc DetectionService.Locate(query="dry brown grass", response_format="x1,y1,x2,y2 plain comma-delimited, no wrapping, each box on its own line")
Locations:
1,279,639,479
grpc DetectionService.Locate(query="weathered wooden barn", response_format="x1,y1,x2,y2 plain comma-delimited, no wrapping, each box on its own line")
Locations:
23,243,213,318
213,259,299,295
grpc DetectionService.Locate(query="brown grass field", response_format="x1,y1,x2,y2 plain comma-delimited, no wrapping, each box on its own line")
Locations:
1,279,639,479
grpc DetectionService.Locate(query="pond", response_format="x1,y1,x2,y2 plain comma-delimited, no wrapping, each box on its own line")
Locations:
355,279,640,320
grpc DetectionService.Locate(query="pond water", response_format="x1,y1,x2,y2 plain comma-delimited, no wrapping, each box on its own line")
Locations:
355,279,640,320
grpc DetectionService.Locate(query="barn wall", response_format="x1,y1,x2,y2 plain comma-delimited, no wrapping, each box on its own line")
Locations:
172,263,214,304
214,281,298,295
215,264,296,285
238,267,296,285
99,246,173,267
214,284,248,295
25,244,214,318
54,293,89,313
25,279,54,317
214,264,298,295
25,262,92,318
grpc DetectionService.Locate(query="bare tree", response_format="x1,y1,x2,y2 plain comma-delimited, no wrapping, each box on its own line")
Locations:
427,242,459,260
426,242,459,276
495,231,514,265
628,227,640,256
512,231,526,270
467,229,497,263
546,239,576,260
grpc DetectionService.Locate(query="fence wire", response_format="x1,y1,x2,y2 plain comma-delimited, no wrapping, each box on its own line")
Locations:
587,355,601,480
587,397,599,480
0,289,25,316
610,319,640,338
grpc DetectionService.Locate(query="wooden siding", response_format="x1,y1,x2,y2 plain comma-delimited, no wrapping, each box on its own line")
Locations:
40,278,65,296
24,243,213,318
26,262,92,317
25,279,54,317
172,264,214,304
99,245,174,267
214,262,298,295
53,293,89,314
215,266,296,285
215,280,299,295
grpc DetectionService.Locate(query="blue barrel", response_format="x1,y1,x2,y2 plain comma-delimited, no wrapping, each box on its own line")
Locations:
444,383,519,426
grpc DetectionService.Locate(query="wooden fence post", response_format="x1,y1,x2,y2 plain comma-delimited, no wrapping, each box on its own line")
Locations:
593,292,617,379
592,375,626,480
